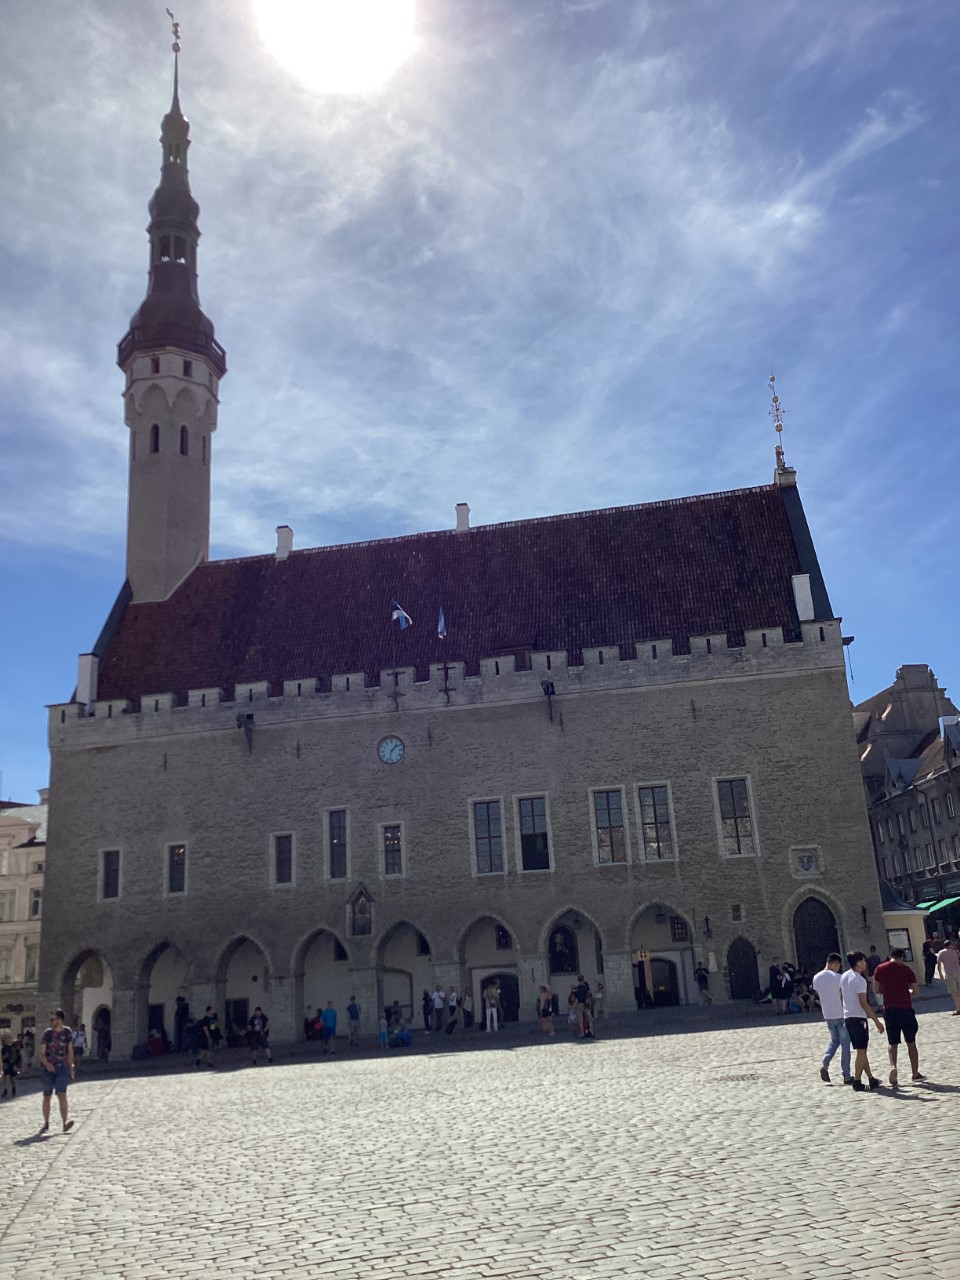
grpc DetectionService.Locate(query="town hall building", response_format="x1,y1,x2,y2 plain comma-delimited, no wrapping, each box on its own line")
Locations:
39,52,883,1055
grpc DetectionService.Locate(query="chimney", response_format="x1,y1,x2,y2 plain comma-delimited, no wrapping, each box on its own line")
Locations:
77,653,98,711
275,525,294,561
38,788,49,805
791,574,815,622
455,503,470,532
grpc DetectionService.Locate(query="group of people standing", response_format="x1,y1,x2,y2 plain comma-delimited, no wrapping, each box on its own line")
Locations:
421,982,499,1034
537,975,602,1038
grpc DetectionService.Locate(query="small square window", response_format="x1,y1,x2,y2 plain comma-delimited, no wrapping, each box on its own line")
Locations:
670,916,688,942
182,359,193,378
150,356,160,374
731,904,744,922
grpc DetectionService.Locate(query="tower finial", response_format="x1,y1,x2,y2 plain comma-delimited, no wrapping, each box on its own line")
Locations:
769,372,787,471
166,9,181,108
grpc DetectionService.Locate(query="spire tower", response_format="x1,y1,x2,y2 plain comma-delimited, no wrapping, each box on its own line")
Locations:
117,18,227,603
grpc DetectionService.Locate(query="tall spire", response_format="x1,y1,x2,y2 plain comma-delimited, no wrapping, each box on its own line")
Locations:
117,15,226,377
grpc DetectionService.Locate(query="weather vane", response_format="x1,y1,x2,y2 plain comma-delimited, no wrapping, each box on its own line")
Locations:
166,9,181,54
769,372,786,470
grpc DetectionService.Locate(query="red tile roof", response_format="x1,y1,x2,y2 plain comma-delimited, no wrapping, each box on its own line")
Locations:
96,484,809,704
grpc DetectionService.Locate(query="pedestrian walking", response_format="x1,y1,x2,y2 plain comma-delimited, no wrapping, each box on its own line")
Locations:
695,962,712,1005
574,975,595,1038
922,938,937,986
1,1033,22,1098
247,1006,272,1065
812,953,852,1085
776,965,795,1015
378,1015,389,1049
593,982,605,1022
873,948,924,1087
840,952,884,1091
195,1006,218,1068
538,986,555,1037
444,986,459,1034
173,995,190,1052
321,1001,337,1053
936,939,960,1015
72,1023,87,1060
421,989,433,1033
23,1028,35,1072
483,982,500,1033
38,1009,75,1134
346,996,361,1047
431,985,446,1032
461,988,475,1030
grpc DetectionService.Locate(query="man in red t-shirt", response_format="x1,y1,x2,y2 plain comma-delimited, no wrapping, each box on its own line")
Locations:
872,949,924,1088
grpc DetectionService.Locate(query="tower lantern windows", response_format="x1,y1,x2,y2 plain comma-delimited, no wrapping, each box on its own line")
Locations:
179,425,189,456
182,359,193,378
150,423,160,453
158,236,172,262
174,236,187,263
201,435,208,465
150,356,160,375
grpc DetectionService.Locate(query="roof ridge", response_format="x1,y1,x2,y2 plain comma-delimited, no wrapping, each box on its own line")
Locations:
205,483,781,567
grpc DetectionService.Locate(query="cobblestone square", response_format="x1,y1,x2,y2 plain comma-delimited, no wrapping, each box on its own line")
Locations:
2,1008,959,1279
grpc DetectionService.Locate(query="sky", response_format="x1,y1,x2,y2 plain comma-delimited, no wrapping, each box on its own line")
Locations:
1,0,958,801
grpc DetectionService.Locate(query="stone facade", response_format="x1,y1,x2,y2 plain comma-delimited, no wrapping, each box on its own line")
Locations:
0,795,46,1036
41,619,883,1054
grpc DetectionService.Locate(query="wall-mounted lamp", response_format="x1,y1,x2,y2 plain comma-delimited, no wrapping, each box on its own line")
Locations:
541,680,556,722
703,916,712,938
236,711,254,752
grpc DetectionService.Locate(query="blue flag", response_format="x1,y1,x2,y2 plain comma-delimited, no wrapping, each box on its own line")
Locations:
391,600,412,630
438,606,447,640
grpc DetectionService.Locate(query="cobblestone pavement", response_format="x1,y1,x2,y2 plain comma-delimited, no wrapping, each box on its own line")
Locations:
3,1007,960,1279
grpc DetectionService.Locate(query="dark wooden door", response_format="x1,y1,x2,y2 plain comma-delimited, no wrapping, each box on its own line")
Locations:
727,938,760,999
793,898,840,974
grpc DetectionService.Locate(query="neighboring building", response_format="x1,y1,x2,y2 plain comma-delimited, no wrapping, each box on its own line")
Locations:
858,671,960,927
0,791,47,1036
40,51,884,1057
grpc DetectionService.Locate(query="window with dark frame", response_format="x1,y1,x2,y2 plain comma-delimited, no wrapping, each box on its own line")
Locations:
383,824,403,876
670,916,689,942
473,800,504,874
150,423,160,453
274,833,293,885
932,798,942,824
920,805,929,828
877,820,885,844
167,843,186,894
518,797,550,870
29,888,43,918
102,849,120,900
179,425,189,456
909,809,917,832
329,810,347,879
150,355,160,374
717,779,756,856
638,785,675,860
593,789,626,864
946,792,955,819
183,359,193,378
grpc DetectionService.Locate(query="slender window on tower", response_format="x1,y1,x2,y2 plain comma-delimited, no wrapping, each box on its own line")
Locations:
150,423,160,453
150,356,160,374
182,359,193,378
159,236,172,261
201,435,208,465
179,425,189,456
174,236,187,263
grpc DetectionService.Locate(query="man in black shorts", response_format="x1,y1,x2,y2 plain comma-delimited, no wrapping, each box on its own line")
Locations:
248,1006,272,1065
840,952,884,1091
873,947,924,1088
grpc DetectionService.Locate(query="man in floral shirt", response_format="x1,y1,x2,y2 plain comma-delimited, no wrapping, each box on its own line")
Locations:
39,1008,75,1134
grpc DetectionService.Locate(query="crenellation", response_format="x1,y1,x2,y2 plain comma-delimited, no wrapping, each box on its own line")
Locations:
188,687,223,708
235,681,270,703
282,678,317,699
331,672,366,693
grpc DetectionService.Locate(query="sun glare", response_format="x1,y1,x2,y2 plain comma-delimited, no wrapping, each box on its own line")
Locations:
252,0,421,95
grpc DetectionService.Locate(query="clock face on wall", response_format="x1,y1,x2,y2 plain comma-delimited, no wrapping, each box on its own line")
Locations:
377,735,405,764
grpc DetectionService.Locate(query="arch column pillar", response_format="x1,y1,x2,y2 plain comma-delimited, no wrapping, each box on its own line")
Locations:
599,949,635,1013
108,987,138,1060
346,965,378,1036
518,953,547,1023
267,972,297,1045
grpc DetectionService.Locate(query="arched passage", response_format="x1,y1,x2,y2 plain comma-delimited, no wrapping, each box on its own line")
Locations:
136,941,190,1052
544,909,605,1003
628,903,695,1006
60,950,114,1053
793,897,840,975
293,928,352,1039
215,937,271,1047
459,915,518,1024
376,922,432,1024
727,937,760,1001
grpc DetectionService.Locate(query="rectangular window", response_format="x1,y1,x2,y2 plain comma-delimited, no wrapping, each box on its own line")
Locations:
329,810,347,880
947,792,956,819
383,824,403,876
882,855,892,879
0,948,11,984
953,834,960,862
717,778,756,857
182,358,193,378
893,852,903,876
925,843,936,869
24,944,39,983
908,809,917,833
939,839,949,867
473,800,504,874
887,817,895,838
876,820,885,845
593,789,626,864
932,798,942,824
0,890,15,922
920,806,929,828
29,888,42,919
167,843,186,894
518,797,550,871
897,813,905,835
273,833,293,886
638,785,676,860
102,849,121,900
670,916,689,942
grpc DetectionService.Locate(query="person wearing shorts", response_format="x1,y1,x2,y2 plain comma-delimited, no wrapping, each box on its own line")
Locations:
936,939,960,1015
840,953,884,1092
873,948,924,1088
39,1009,75,1134
247,1006,272,1065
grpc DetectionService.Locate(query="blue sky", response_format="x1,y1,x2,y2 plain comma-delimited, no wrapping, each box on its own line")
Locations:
1,0,958,801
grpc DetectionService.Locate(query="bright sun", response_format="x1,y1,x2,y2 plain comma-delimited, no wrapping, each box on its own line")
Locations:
252,0,421,95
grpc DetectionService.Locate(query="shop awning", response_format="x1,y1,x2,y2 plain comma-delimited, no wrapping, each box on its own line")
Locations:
916,901,937,911
924,896,960,914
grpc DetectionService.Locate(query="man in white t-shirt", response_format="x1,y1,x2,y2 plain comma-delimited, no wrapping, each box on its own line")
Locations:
936,939,960,1015
840,951,885,1091
431,985,446,1032
811,953,852,1085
